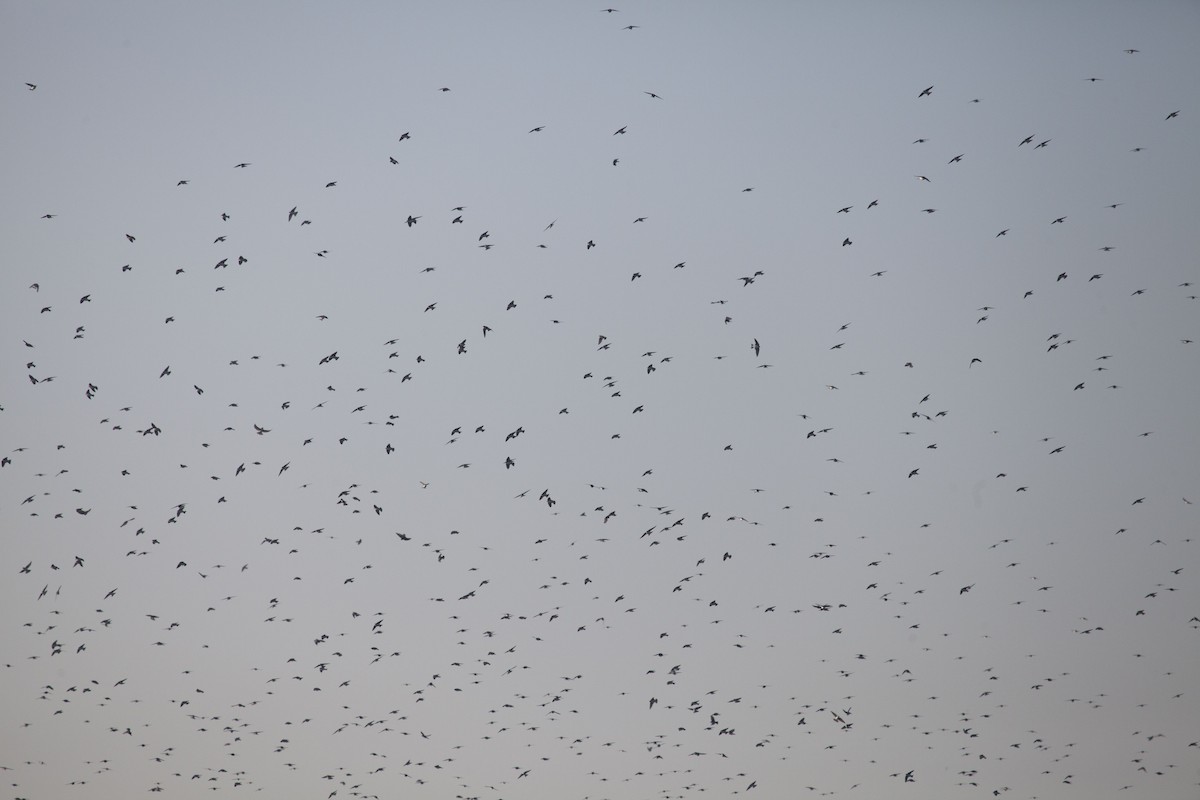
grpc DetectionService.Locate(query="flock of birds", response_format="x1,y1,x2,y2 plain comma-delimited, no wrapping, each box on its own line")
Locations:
3,14,1198,800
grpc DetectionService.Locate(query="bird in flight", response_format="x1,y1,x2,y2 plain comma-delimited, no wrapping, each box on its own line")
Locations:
918,86,933,97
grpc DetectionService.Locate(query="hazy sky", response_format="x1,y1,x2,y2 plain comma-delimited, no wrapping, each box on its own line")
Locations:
3,3,1199,799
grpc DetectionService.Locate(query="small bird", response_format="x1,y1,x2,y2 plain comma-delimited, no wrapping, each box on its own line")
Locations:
918,86,933,97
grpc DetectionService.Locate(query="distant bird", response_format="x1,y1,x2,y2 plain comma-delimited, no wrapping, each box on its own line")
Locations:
26,82,37,90
918,85,933,97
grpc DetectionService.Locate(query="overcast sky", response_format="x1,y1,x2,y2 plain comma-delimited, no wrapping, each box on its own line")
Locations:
3,3,1199,799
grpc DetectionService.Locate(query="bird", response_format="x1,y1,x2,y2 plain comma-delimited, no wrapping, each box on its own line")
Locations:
918,85,933,97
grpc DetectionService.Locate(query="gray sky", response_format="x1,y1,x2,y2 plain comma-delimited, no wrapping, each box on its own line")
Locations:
3,2,1199,799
